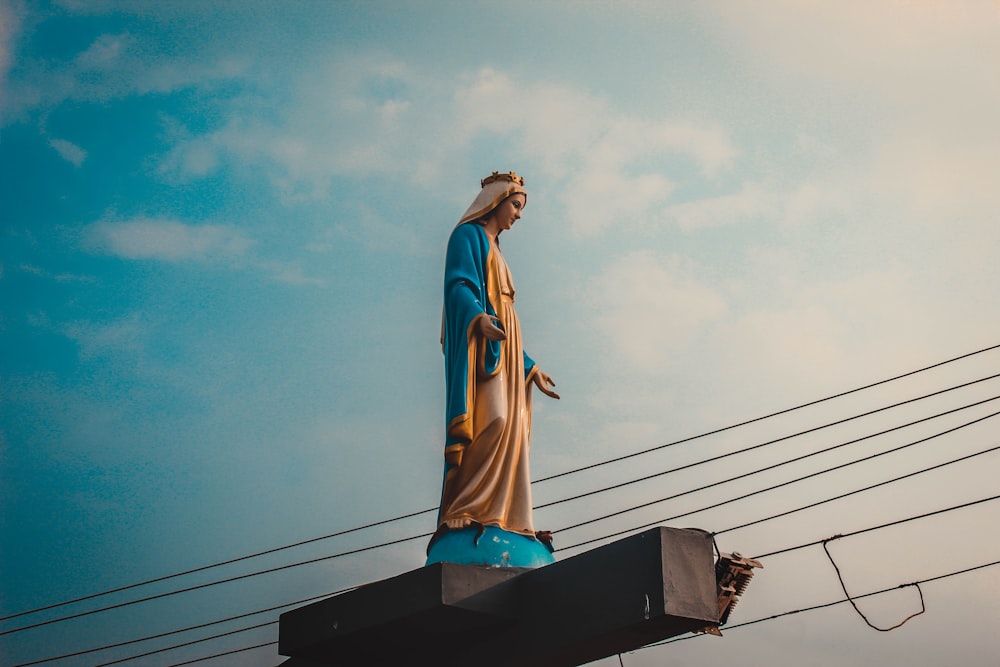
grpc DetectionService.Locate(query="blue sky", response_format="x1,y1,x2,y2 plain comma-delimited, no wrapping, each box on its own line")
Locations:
2,1,999,666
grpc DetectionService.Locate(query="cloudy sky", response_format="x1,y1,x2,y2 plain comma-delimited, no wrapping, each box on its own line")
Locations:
2,1,999,666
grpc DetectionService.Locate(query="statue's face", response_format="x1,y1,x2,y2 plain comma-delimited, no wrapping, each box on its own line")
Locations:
490,193,526,232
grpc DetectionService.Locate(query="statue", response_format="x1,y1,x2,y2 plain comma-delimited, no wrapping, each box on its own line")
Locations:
426,171,560,568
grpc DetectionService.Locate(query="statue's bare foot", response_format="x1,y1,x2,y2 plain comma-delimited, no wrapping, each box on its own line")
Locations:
445,517,473,530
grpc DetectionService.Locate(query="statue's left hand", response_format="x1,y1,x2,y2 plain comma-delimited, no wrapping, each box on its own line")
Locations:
532,370,560,399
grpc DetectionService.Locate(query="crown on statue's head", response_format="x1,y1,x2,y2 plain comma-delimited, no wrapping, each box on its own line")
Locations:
481,171,524,188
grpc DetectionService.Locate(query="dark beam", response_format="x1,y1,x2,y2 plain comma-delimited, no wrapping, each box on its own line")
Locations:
279,527,722,667
279,563,525,663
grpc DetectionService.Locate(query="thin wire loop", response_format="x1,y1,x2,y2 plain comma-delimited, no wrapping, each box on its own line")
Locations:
822,536,926,631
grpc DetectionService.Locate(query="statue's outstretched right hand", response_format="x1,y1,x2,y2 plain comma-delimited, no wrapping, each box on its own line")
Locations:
532,370,561,400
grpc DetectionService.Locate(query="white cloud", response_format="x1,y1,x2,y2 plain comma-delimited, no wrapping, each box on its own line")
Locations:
63,313,144,360
49,137,87,166
262,262,326,287
155,61,736,236
167,55,433,197
704,1,1000,230
706,2,1000,96
3,26,249,121
16,262,95,283
585,251,728,372
455,69,736,235
327,202,434,256
75,32,127,70
157,134,221,180
453,68,610,174
26,309,146,362
719,304,848,386
665,182,773,232
82,217,327,286
644,121,736,178
662,179,846,232
18,263,43,275
559,164,675,237
452,69,736,179
0,0,24,100
695,257,982,421
85,218,253,262
869,133,1000,227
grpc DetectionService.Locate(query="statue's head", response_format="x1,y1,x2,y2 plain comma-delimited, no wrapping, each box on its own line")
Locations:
458,171,528,225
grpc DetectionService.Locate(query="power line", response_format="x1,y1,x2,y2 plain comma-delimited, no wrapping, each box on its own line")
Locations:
4,343,995,627
165,641,277,667
0,508,432,625
541,389,1000,518
6,352,998,667
552,397,1000,534
7,413,997,663
751,493,1000,561
646,558,1000,648
6,386,998,639
176,553,1000,667
8,586,355,667
560,437,1000,552
47,437,1000,666
99,494,1000,667
31,493,999,667
0,533,427,637
96,621,274,667
712,443,1000,538
535,342,1000,484
18,436,1000,667
126,553,1000,666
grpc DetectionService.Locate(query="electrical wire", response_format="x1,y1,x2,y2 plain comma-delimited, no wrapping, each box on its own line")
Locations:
145,557,1000,665
535,342,1000,484
560,436,1000,552
104,492,1000,667
646,558,1000,648
711,442,1000,538
7,586,356,667
33,493,1000,667
556,404,1000,541
537,374,1000,511
165,641,277,667
6,449,997,667
0,533,427,637
822,538,926,632
72,464,1000,661
6,344,999,667
13,389,982,640
751,493,1000,560
5,343,995,626
6,374,998,642
545,393,1000,528
183,555,1000,667
96,620,274,667
0,508,432,625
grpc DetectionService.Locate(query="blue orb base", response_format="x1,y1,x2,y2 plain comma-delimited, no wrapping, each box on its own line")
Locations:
425,525,555,568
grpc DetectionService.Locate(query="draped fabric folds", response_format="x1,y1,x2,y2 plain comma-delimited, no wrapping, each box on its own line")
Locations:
438,221,538,536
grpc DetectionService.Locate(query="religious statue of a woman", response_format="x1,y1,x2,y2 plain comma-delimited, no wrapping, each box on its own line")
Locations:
426,171,560,568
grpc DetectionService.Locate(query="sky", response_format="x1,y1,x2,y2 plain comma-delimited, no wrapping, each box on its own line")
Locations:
2,1,999,665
